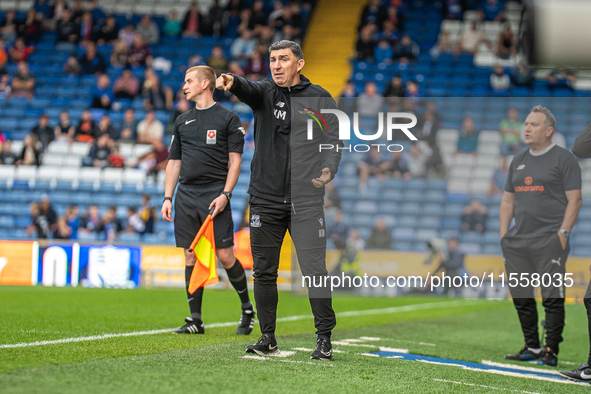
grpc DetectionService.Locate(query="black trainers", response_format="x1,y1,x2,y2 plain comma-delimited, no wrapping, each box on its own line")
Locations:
537,347,558,367
504,345,541,362
172,317,204,334
246,333,278,355
559,362,591,382
310,337,333,360
236,310,255,335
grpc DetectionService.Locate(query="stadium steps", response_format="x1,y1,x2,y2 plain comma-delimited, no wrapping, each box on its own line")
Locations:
301,0,367,96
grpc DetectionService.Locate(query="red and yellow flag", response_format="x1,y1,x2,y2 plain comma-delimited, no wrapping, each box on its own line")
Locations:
188,211,219,294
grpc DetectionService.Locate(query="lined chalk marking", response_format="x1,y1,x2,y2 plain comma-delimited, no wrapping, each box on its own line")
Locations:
368,350,588,386
359,336,436,347
292,347,344,353
0,300,482,349
433,379,541,394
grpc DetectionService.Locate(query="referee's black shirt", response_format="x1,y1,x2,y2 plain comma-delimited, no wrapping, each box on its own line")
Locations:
169,103,245,186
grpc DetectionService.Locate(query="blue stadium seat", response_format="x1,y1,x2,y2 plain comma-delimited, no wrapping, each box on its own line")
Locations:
393,227,415,241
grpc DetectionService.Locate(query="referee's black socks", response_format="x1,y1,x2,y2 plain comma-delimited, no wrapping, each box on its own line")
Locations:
226,259,253,311
185,265,203,322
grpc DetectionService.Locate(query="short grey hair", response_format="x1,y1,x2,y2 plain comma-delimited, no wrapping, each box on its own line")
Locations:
531,105,556,129
269,40,304,60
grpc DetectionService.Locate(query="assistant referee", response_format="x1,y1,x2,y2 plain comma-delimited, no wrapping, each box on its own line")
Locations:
500,105,582,367
161,66,255,335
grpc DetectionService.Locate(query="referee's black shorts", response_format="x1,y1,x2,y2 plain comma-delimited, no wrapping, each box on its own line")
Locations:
174,183,234,249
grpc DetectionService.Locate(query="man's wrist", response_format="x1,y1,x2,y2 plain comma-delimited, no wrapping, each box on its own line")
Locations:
221,191,232,200
559,228,570,237
163,197,172,203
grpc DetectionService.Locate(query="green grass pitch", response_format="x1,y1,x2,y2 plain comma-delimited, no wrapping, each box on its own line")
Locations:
1,286,589,393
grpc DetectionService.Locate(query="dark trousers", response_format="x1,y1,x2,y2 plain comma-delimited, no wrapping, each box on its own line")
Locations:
501,233,570,353
585,280,591,364
249,196,336,336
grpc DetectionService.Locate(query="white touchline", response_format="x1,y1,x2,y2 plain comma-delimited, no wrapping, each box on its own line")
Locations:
241,355,333,366
433,379,541,394
481,360,561,375
0,299,486,349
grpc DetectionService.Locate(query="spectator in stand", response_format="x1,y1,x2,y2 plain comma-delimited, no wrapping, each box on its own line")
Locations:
110,40,129,68
19,134,41,166
65,204,80,240
377,20,399,44
356,81,383,117
105,205,123,234
206,45,228,77
430,31,459,59
338,80,357,115
55,9,78,50
54,110,75,142
78,11,98,45
328,210,348,250
79,42,106,74
163,10,182,37
249,0,268,31
461,21,488,55
118,24,136,48
230,29,256,59
97,114,116,139
385,4,404,31
9,37,34,62
406,80,420,98
456,117,479,155
33,0,52,19
79,205,102,235
207,0,225,36
62,54,81,75
19,8,44,44
141,69,173,111
74,109,98,142
27,195,57,239
83,132,113,168
394,35,420,63
0,10,19,45
481,0,506,22
116,108,137,141
547,68,576,90
359,0,386,30
127,34,152,67
443,0,465,20
136,14,159,45
488,156,509,196
497,25,516,60
170,98,191,125
274,24,301,46
324,181,341,213
383,150,411,180
50,0,70,29
512,62,533,88
11,61,35,99
181,2,204,38
126,207,145,234
384,75,405,98
136,110,164,144
30,113,53,151
102,210,118,242
0,73,10,99
374,39,393,65
88,0,106,25
244,49,268,80
358,146,386,188
131,138,168,176
0,37,7,74
138,194,156,234
490,64,511,93
53,216,72,240
1,140,17,165
407,144,427,178
113,69,139,99
366,218,392,250
417,101,441,146
461,199,488,233
355,24,376,61
499,108,523,156
227,60,245,77
96,15,119,45
108,143,125,168
91,73,113,110
70,0,84,25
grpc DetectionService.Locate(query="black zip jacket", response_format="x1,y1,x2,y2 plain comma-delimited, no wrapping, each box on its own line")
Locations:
229,74,342,204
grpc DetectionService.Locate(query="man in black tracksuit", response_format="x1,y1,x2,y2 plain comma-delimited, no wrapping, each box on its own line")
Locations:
216,40,342,360
500,106,581,367
560,124,591,382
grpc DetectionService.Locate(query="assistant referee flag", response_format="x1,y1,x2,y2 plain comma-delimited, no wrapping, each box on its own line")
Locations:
188,208,219,294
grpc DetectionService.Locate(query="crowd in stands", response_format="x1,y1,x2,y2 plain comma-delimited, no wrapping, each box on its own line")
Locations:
0,0,315,167
26,192,157,241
